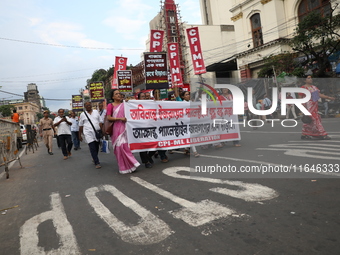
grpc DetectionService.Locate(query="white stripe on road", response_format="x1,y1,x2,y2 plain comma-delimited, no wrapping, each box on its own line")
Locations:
162,167,278,202
131,177,242,227
19,193,80,255
188,152,340,177
85,185,172,245
257,148,340,161
257,142,340,161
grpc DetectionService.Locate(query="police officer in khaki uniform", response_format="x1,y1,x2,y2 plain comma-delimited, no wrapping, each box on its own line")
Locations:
39,110,55,155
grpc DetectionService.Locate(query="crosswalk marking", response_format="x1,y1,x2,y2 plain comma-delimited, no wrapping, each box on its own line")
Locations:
257,141,340,161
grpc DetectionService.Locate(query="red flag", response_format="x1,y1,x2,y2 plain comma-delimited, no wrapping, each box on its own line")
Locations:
186,27,206,75
150,30,164,52
167,43,183,86
112,56,128,89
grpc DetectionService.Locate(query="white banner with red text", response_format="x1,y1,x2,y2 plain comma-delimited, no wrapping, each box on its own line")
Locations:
124,100,241,152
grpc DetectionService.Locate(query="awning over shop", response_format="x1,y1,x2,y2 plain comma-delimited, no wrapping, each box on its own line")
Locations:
206,57,237,74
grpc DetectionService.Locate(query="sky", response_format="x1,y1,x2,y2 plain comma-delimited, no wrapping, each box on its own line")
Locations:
0,0,202,111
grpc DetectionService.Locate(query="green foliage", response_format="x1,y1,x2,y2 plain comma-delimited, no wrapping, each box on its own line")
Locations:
36,112,44,120
291,67,305,77
0,105,15,117
257,53,299,78
290,10,340,77
87,67,115,98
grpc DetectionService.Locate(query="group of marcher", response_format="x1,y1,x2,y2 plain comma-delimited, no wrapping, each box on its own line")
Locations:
34,75,335,174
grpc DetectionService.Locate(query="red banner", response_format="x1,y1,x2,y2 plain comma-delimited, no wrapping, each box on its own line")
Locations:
167,42,183,86
150,30,164,52
112,56,128,89
186,27,206,75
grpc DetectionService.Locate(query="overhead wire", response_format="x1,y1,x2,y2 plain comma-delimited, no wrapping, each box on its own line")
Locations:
0,89,71,101
0,37,144,51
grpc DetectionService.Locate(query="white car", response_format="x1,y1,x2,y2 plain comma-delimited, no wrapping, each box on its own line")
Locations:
20,124,27,143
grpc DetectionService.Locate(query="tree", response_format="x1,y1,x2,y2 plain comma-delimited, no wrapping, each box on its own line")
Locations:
257,53,300,77
290,9,340,77
0,105,15,117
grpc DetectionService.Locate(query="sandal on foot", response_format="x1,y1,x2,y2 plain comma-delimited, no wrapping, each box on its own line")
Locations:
301,135,312,140
194,152,200,158
184,149,190,155
321,135,331,140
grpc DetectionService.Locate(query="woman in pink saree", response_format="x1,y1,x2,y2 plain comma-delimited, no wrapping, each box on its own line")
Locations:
106,89,140,174
299,76,335,140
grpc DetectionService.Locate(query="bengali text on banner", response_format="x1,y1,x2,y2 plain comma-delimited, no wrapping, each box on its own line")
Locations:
124,100,240,152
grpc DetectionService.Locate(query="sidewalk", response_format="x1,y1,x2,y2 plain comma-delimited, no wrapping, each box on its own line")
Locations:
0,138,117,181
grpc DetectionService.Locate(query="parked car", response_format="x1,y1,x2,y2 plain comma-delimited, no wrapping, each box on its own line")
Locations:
20,124,27,143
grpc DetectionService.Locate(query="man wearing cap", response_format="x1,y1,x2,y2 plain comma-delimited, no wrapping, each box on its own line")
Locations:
39,110,55,155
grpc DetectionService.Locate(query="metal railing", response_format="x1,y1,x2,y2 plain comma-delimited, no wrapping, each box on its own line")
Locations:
0,119,22,179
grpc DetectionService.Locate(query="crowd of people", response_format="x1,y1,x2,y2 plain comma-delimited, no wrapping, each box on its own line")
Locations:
31,75,335,174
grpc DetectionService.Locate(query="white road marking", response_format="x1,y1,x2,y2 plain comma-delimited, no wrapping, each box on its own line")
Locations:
257,142,340,161
162,167,278,202
19,193,80,255
190,144,340,177
85,185,172,245
130,177,241,227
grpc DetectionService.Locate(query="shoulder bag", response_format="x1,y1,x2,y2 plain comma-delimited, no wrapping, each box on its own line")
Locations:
84,111,103,140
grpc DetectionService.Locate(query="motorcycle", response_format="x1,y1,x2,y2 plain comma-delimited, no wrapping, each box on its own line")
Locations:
318,94,340,117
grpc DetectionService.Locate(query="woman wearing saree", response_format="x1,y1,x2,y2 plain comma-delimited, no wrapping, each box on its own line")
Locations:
300,76,335,140
106,89,140,174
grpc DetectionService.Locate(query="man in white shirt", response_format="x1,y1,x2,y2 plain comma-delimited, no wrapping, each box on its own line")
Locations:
53,109,73,160
79,102,103,169
70,111,81,150
98,102,107,123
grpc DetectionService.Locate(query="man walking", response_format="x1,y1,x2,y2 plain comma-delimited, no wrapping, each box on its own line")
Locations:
286,92,297,119
53,109,73,160
98,102,106,123
79,102,103,169
70,111,81,150
39,110,55,155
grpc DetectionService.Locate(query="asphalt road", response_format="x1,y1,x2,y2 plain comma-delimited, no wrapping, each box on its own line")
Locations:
1,118,340,255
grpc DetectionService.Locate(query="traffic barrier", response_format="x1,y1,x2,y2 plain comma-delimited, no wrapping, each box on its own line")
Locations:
0,119,23,179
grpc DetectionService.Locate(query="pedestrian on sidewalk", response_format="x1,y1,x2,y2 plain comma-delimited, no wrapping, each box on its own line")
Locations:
78,102,103,169
53,109,73,160
39,110,55,155
70,111,81,150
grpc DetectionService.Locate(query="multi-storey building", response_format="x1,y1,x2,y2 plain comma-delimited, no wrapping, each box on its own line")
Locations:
24,83,42,111
15,102,40,125
200,0,338,80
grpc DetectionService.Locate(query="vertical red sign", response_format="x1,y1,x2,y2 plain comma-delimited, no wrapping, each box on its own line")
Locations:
112,56,128,89
167,42,183,86
186,27,206,75
150,30,164,52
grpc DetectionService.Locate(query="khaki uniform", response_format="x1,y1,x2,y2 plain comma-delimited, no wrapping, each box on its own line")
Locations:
39,118,54,152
